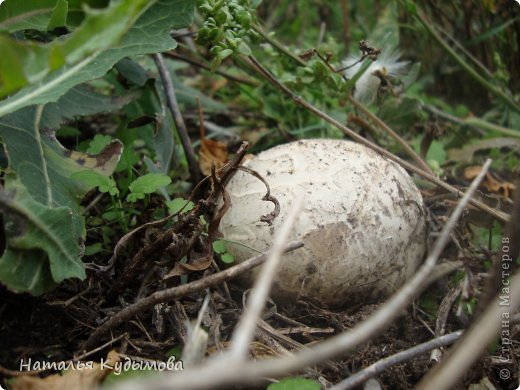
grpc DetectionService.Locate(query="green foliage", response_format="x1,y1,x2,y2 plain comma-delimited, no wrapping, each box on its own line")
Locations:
87,134,112,154
212,239,235,264
196,0,259,70
0,0,197,295
0,0,196,117
0,86,125,211
0,178,85,294
378,96,427,131
127,173,172,202
166,198,195,214
267,377,321,390
0,0,151,99
71,170,119,196
476,222,503,252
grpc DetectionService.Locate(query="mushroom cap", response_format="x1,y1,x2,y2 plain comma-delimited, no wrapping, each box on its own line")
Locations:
218,139,427,307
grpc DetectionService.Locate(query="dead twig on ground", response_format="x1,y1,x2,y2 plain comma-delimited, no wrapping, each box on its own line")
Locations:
229,194,304,360
81,240,303,351
330,330,463,390
153,53,201,184
417,268,520,389
417,178,520,389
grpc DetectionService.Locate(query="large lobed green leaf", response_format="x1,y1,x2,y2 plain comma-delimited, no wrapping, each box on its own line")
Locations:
0,86,126,211
0,1,112,33
0,0,196,295
0,86,128,294
0,0,69,33
0,0,196,117
0,179,83,295
0,0,152,99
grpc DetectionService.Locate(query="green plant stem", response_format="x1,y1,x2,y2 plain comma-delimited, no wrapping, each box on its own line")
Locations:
348,96,434,175
165,51,259,87
414,8,520,113
246,55,509,224
251,23,307,66
435,24,494,81
425,105,520,138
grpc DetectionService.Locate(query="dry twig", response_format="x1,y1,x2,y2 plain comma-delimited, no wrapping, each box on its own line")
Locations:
81,240,303,351
330,330,463,390
153,53,201,184
229,194,304,360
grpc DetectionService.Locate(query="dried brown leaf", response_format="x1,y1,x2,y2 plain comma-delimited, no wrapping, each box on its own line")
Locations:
464,165,516,199
199,139,228,176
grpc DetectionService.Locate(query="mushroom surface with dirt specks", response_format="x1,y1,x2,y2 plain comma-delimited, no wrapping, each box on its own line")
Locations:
218,139,428,307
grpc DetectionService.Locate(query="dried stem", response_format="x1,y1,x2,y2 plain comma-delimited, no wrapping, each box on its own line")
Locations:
164,51,259,87
229,194,304,360
81,240,304,351
418,179,520,388
246,55,508,223
330,330,463,390
348,96,434,175
417,268,520,389
250,24,433,175
153,53,201,184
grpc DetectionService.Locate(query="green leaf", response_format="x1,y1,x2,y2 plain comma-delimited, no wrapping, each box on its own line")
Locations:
149,111,175,174
0,1,108,33
47,0,69,30
0,86,126,212
378,96,427,130
238,41,252,55
267,378,321,390
212,240,227,254
0,0,66,33
0,248,57,296
127,173,172,202
0,0,196,117
166,198,195,214
87,134,112,154
0,0,152,99
0,179,85,292
84,242,103,256
426,140,447,165
115,58,149,87
0,86,126,294
71,170,119,196
164,59,227,112
220,252,235,264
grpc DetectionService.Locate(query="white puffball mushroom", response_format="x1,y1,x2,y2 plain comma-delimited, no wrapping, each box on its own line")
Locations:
218,139,427,307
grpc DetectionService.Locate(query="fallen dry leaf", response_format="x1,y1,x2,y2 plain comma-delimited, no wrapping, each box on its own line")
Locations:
464,165,516,199
199,138,228,176
164,250,213,279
